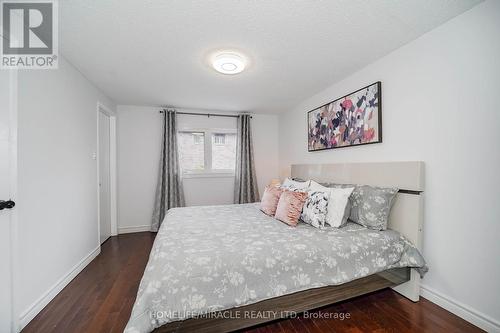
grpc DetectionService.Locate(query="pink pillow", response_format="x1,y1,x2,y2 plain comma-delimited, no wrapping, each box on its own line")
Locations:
260,186,283,216
275,190,308,227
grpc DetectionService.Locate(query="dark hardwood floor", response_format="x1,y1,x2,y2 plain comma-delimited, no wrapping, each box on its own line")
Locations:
22,232,482,333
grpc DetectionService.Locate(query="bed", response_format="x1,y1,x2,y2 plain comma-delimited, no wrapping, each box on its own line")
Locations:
125,161,426,333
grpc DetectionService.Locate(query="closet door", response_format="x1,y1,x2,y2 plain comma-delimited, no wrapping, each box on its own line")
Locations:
0,69,17,332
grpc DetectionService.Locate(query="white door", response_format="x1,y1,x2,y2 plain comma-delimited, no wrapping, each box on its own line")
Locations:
0,70,17,331
99,111,111,244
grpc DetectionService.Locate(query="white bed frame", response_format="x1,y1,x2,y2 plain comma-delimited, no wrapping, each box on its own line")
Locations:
291,161,424,302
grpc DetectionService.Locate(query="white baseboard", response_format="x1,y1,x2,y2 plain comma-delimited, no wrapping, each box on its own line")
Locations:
118,224,151,234
421,284,500,333
18,246,101,330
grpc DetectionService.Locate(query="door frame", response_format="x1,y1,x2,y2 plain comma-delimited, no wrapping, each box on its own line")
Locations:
96,102,117,246
7,67,19,333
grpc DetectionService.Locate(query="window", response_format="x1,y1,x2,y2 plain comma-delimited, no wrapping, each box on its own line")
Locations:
178,132,205,171
193,133,204,145
213,133,226,145
212,133,236,170
178,130,236,175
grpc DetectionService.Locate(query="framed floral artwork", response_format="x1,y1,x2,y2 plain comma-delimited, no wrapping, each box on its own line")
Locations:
308,82,382,151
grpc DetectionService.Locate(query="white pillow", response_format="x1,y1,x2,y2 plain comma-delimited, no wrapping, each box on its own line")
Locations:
281,178,310,191
309,181,354,228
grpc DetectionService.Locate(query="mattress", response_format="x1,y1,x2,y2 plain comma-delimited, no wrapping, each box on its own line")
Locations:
125,203,427,333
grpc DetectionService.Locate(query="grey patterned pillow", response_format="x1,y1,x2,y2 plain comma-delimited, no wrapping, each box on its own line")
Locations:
300,191,329,229
321,183,398,230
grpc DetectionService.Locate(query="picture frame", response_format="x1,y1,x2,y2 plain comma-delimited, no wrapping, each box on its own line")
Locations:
307,81,382,151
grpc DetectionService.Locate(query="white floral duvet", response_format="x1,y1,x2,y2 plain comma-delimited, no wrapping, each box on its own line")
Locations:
125,203,427,333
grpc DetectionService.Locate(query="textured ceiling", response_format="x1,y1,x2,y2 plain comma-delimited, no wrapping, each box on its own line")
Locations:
59,0,481,113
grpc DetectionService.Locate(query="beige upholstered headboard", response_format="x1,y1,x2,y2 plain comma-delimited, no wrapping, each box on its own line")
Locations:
291,161,424,302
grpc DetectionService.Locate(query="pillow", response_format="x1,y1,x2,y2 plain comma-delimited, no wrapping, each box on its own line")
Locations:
281,178,310,191
328,187,355,227
348,185,398,230
274,190,308,227
291,177,306,182
300,190,330,229
260,186,283,216
309,181,354,228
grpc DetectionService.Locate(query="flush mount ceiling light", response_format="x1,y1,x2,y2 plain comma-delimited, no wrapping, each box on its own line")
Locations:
211,51,246,75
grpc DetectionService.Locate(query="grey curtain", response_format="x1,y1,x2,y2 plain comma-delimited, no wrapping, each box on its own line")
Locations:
234,114,259,204
151,110,185,231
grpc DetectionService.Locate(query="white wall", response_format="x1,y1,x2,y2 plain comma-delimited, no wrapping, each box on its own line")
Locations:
16,57,116,328
278,1,500,331
116,106,160,233
117,106,279,233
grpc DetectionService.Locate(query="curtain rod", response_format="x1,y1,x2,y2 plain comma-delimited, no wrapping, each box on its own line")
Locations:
159,110,251,119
